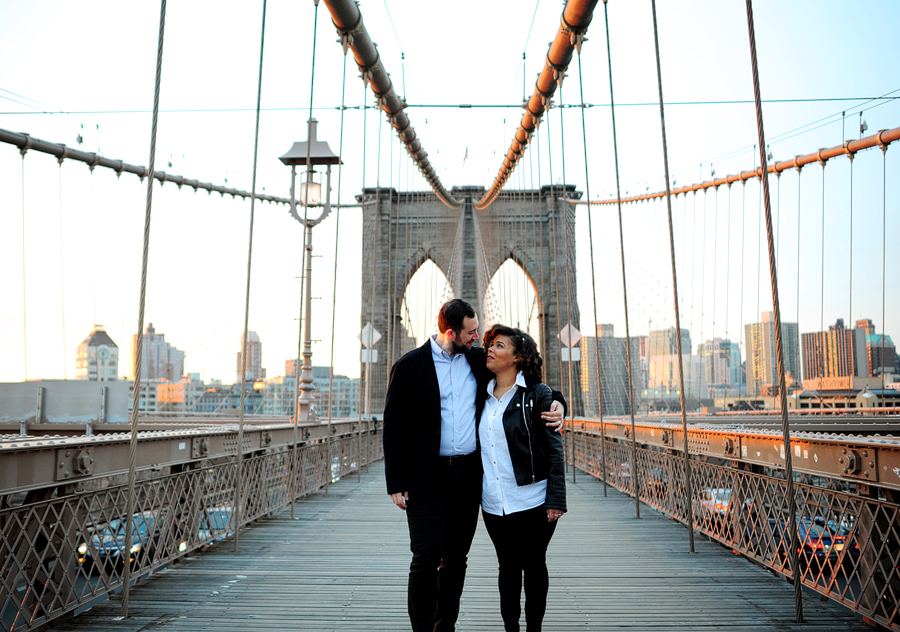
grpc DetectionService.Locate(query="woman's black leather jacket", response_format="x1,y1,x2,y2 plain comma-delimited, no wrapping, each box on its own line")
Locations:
498,381,567,512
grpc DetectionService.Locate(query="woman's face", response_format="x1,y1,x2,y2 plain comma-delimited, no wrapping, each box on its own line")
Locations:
486,335,518,374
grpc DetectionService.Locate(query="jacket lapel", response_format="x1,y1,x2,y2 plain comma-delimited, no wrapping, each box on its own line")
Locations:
415,339,442,423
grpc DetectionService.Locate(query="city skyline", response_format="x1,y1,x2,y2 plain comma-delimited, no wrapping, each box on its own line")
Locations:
1,1,898,385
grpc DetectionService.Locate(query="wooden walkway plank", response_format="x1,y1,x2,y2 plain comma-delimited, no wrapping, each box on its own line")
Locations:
54,461,870,631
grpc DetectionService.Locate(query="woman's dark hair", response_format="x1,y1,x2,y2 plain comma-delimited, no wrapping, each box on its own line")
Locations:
437,299,476,335
483,324,543,383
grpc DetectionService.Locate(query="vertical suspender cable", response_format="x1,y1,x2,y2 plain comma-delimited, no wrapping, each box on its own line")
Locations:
820,166,825,333
58,162,67,378
744,0,802,621
848,155,853,325
557,85,576,484
724,185,731,389
121,0,166,617
358,83,369,424
601,0,638,510
90,168,98,325
291,2,320,514
234,0,268,551
649,0,692,551
796,168,802,331
576,51,603,488
711,187,718,340
325,50,348,497
545,114,564,405
21,153,27,382
365,106,383,422
881,149,886,408
740,181,747,393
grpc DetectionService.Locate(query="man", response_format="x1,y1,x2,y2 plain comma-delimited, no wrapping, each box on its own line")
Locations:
383,298,565,632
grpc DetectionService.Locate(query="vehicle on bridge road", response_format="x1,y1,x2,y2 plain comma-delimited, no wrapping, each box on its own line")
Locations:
77,511,161,572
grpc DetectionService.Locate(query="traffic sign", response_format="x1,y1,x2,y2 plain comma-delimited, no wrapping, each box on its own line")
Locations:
358,323,382,349
557,323,582,348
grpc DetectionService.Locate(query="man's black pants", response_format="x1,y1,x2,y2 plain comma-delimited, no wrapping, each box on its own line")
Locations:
405,454,481,632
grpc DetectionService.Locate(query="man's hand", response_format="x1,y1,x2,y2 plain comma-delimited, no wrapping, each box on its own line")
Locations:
390,491,409,511
548,508,565,522
542,400,565,434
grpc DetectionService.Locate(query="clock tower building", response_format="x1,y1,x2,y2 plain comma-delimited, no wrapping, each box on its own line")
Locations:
75,326,120,381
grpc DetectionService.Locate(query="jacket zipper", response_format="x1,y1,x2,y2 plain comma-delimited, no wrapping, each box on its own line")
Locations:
522,392,536,483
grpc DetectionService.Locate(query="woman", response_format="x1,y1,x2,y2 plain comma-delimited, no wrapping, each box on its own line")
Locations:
480,324,566,632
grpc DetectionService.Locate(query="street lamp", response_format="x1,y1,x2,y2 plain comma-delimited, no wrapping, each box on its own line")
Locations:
279,118,341,422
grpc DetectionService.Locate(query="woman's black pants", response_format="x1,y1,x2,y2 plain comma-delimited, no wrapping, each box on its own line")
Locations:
482,505,558,632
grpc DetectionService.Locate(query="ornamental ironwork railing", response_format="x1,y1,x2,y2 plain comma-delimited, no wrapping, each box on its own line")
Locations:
571,416,900,630
0,418,381,632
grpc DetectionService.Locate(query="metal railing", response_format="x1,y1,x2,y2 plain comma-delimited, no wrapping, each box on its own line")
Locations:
0,418,382,632
571,416,900,630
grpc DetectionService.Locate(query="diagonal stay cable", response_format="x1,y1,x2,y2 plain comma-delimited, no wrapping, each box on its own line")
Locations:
122,0,167,617
234,0,269,552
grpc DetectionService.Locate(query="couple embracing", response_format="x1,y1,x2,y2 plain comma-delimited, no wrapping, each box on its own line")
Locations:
383,298,567,632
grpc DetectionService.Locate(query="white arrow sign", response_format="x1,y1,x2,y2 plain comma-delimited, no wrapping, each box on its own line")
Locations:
358,322,382,349
557,323,582,349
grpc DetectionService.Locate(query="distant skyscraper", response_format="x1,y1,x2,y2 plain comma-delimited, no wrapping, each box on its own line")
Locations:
646,354,707,402
236,331,266,382
75,326,119,381
745,312,800,396
132,323,185,382
580,325,641,417
699,338,742,392
802,318,868,381
649,327,691,358
855,319,896,377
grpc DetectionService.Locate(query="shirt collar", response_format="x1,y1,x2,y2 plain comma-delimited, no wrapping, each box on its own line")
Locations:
486,370,526,397
430,334,453,360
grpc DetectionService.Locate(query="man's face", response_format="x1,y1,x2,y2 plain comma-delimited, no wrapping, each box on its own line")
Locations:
450,316,480,353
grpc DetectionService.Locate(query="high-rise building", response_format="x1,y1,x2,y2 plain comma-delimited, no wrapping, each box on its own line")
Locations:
745,312,800,396
579,325,641,417
646,354,707,403
261,367,359,418
855,319,896,377
802,318,868,381
131,323,185,381
75,326,119,381
649,327,691,358
236,330,265,382
699,338,742,393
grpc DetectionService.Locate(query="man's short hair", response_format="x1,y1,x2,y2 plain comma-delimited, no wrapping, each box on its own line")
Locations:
437,299,476,335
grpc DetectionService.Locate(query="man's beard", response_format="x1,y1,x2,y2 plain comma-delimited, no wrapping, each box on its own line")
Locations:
450,335,471,354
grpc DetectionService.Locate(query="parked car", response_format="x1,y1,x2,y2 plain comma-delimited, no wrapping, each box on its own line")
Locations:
199,506,234,545
747,516,859,570
772,516,860,570
694,488,732,518
77,511,161,572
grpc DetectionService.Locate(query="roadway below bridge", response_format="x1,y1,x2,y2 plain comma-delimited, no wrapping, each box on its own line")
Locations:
55,462,868,632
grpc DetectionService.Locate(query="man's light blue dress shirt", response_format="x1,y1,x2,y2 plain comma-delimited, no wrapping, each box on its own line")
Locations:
430,335,478,456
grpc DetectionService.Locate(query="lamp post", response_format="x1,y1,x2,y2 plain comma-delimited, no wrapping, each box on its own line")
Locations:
280,118,341,422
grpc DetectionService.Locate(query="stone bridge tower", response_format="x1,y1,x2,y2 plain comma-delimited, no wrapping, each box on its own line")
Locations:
359,185,583,417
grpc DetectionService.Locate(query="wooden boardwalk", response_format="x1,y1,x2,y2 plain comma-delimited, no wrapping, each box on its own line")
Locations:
57,462,870,631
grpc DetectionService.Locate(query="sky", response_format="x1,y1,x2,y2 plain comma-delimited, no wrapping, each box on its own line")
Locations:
0,0,898,385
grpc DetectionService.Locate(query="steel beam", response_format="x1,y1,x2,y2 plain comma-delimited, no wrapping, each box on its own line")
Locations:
576,417,900,492
0,418,374,494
